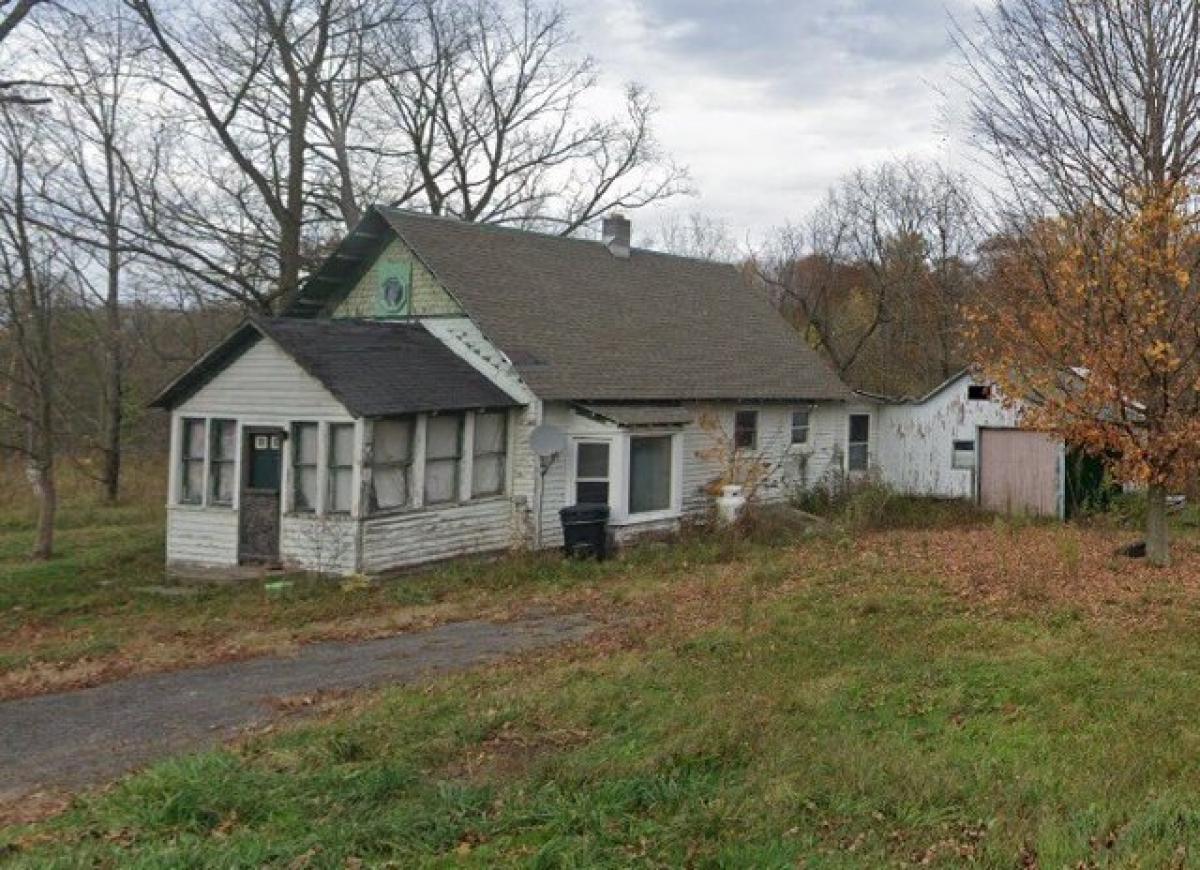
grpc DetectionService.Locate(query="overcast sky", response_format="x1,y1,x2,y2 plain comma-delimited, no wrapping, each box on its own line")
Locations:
563,0,983,245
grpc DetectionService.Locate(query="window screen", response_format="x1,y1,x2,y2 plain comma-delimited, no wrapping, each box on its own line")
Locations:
629,436,672,514
471,411,507,497
952,439,976,469
328,424,355,513
180,418,206,504
791,409,810,445
424,414,462,504
292,422,319,512
575,442,610,505
848,414,870,472
734,411,758,449
371,418,414,511
209,420,237,505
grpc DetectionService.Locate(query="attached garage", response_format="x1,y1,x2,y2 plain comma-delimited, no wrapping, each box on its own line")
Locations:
977,428,1065,519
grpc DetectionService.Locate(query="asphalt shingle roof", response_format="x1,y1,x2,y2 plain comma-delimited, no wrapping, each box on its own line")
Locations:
152,317,520,416
313,208,852,403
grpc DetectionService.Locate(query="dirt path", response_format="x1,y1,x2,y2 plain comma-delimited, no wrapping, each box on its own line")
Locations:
0,613,595,806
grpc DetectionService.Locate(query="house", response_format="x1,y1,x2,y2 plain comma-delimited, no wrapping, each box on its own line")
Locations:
869,369,1068,517
152,210,873,575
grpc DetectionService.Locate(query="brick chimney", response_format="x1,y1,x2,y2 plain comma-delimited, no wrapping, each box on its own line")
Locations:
602,213,631,259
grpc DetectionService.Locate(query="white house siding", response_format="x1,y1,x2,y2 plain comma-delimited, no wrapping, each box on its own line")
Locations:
876,377,1023,499
281,515,360,575
360,498,517,573
166,509,239,567
167,336,360,573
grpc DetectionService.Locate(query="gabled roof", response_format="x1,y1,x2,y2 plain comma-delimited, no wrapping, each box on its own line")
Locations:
287,208,854,403
151,317,520,417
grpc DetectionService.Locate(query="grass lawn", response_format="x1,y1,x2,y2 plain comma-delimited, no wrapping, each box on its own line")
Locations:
5,499,1200,865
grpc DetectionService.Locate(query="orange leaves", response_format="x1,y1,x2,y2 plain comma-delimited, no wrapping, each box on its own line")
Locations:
971,184,1200,489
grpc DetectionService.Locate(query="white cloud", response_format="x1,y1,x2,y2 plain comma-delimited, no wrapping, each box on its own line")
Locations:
562,0,982,245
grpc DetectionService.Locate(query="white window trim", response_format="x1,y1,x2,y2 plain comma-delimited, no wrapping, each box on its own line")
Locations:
789,407,812,449
846,411,872,474
568,437,615,512
618,430,684,525
951,438,977,470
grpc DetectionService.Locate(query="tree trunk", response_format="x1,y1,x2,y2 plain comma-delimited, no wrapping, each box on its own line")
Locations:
1145,483,1170,568
30,457,55,560
102,220,123,503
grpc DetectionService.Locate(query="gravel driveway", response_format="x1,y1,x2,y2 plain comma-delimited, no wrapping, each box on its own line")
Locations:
0,613,595,802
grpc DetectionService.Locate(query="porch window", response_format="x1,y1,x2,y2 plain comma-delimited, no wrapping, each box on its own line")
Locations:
629,435,673,514
734,410,758,449
848,414,870,472
471,410,507,497
791,409,810,445
327,424,356,513
209,419,237,505
292,422,319,512
180,417,206,504
424,414,462,505
370,418,414,511
575,442,610,505
952,439,976,470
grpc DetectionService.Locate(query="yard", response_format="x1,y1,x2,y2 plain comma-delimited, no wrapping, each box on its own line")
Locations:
5,478,1200,865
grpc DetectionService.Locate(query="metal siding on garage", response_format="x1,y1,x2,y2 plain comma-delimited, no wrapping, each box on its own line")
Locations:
978,428,1063,518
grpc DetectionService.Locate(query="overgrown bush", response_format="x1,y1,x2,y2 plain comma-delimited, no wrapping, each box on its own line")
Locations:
791,481,986,532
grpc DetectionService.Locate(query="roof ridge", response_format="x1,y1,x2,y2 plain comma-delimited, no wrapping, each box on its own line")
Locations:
375,206,741,271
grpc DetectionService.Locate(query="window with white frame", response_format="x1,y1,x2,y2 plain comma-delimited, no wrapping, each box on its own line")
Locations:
327,423,356,513
424,414,463,504
791,409,810,446
952,439,976,470
179,418,206,504
292,422,319,512
574,441,610,505
370,418,414,512
471,410,507,497
209,419,237,505
734,410,758,449
629,435,673,514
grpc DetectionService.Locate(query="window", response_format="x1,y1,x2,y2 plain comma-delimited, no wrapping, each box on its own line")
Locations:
472,411,508,497
370,418,414,511
968,384,993,401
629,435,673,514
952,439,976,470
424,414,462,504
327,423,355,513
734,410,758,449
292,422,319,512
575,442,610,505
180,418,206,504
209,420,237,505
791,409,810,445
848,414,870,472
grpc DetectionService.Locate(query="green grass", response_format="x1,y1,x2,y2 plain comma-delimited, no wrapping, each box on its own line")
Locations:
7,542,1200,866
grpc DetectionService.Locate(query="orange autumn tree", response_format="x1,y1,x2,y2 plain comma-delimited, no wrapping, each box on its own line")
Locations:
970,187,1200,566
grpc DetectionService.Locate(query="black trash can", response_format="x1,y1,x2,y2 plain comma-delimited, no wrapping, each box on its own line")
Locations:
559,503,610,559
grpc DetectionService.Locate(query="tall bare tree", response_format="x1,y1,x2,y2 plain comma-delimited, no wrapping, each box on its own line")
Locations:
0,0,54,105
313,0,689,234
0,102,60,557
958,0,1200,565
32,2,147,501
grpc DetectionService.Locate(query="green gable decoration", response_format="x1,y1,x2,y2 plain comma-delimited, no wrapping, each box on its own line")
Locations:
377,260,412,317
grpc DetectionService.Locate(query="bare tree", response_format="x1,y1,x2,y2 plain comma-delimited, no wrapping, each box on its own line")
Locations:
761,159,978,394
641,211,739,262
0,0,54,105
122,0,386,310
958,0,1200,565
33,1,146,501
0,102,60,558
315,0,689,234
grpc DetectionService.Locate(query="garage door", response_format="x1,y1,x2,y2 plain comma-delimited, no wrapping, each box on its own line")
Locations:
978,429,1063,518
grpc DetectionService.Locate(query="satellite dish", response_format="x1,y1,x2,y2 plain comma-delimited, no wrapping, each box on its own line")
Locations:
529,423,567,458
